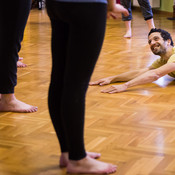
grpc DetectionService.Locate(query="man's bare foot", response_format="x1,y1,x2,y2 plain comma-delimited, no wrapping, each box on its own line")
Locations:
0,94,37,113
60,152,101,167
17,61,27,68
124,30,132,38
67,156,117,174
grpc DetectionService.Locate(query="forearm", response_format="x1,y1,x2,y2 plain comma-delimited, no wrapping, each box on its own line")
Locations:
110,68,149,83
125,70,160,88
125,63,175,88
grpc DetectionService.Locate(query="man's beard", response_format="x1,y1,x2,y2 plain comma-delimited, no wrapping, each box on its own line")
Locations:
151,44,166,55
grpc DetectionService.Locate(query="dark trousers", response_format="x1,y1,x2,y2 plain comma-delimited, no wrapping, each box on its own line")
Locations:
121,0,153,21
0,0,31,93
46,1,107,160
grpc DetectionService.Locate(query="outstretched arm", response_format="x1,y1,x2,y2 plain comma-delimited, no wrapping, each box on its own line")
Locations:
89,68,150,86
101,62,175,93
107,0,129,19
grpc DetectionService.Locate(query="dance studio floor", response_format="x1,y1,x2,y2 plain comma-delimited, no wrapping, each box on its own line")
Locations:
1,8,175,175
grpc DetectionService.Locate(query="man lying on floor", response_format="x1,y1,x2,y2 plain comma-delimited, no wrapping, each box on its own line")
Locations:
90,28,175,93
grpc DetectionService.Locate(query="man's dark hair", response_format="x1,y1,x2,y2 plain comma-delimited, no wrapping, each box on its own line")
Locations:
148,28,174,46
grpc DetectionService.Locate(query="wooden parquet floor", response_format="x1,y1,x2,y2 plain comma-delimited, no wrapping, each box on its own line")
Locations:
1,8,175,175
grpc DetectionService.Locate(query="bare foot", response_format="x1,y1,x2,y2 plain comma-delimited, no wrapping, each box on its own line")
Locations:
87,152,101,159
60,152,101,167
17,61,27,68
60,153,69,167
67,156,117,174
0,94,38,113
124,30,132,38
18,57,23,61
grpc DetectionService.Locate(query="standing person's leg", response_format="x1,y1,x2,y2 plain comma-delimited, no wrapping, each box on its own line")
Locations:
47,1,116,174
0,0,38,112
137,0,155,30
120,0,132,38
47,4,101,168
48,18,70,166
17,23,28,68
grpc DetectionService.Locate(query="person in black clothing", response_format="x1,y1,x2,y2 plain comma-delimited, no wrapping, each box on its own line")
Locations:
46,0,128,173
0,0,37,113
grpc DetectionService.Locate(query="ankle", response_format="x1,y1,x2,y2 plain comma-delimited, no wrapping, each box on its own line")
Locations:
69,156,87,166
126,28,131,33
1,94,15,103
60,152,69,167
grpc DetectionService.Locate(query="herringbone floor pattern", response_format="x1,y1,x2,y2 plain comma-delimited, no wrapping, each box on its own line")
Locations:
0,8,175,175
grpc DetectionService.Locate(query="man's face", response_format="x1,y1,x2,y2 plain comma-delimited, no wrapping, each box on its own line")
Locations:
148,32,169,55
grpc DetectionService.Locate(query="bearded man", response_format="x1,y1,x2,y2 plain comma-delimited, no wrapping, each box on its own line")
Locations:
90,28,175,93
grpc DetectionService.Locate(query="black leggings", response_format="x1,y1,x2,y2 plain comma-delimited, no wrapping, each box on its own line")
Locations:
0,0,31,93
46,1,107,160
